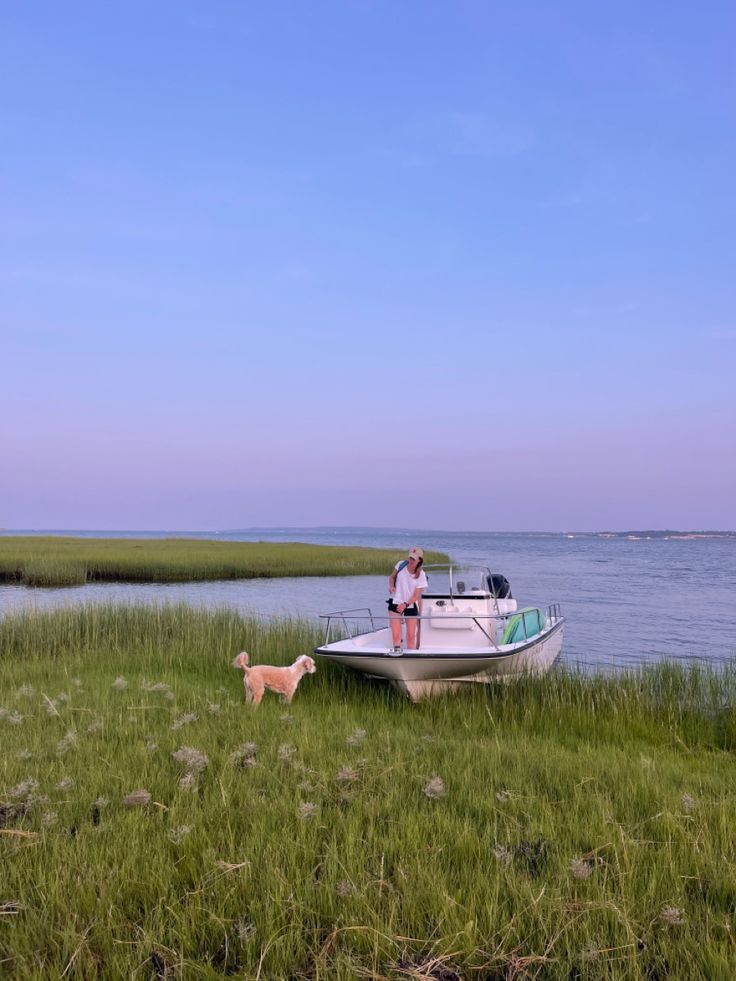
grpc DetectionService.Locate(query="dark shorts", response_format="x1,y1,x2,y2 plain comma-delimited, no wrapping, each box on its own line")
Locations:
388,601,418,616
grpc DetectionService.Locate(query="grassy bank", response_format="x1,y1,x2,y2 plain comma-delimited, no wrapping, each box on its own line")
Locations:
0,536,448,588
2,606,736,979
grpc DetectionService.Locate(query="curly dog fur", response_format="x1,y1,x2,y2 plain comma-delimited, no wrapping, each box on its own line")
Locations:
232,651,316,706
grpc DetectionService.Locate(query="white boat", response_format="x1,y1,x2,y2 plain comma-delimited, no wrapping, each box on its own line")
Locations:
314,564,565,701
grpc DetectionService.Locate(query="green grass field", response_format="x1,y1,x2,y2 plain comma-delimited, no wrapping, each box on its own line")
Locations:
1,605,735,979
0,537,448,588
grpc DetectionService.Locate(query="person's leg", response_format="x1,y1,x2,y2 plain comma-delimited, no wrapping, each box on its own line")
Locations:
406,615,417,649
389,610,402,647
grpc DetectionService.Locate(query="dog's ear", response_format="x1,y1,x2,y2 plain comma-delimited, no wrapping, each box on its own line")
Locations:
305,656,316,674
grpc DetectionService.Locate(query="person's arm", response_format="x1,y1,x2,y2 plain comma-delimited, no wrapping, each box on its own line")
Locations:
388,566,398,594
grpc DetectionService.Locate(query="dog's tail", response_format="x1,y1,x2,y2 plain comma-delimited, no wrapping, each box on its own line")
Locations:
232,651,250,671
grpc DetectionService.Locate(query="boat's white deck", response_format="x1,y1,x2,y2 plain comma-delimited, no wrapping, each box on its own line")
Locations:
321,625,536,657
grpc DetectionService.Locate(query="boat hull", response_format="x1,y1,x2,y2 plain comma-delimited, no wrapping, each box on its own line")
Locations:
315,619,565,701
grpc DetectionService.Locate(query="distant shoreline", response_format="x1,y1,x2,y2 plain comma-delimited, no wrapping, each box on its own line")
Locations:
1,528,734,540
0,525,736,541
574,531,736,540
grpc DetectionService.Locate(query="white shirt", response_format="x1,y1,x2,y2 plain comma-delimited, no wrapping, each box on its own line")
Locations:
394,562,428,605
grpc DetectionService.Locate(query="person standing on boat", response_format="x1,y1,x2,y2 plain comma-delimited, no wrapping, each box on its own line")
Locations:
388,547,427,651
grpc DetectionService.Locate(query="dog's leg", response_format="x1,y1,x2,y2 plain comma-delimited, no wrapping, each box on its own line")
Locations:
243,678,254,704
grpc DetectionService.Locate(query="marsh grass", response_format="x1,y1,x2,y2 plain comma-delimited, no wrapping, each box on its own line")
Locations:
1,605,736,979
0,536,448,588
16,559,88,588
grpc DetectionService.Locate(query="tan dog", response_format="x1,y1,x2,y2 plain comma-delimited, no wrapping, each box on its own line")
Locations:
232,651,316,706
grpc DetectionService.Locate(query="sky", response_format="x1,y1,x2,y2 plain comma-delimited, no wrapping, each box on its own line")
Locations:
2,1,734,532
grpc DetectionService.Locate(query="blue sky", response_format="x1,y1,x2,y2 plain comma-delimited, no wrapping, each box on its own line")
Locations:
2,1,734,531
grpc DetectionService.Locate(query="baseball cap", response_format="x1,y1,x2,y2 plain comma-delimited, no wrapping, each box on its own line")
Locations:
408,547,424,560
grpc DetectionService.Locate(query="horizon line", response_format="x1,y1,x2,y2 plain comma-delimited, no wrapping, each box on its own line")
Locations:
1,526,734,537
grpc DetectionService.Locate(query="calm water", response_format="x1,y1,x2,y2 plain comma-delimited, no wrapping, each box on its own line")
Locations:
1,529,734,671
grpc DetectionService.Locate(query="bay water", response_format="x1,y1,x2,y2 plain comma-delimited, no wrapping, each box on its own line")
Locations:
1,529,733,672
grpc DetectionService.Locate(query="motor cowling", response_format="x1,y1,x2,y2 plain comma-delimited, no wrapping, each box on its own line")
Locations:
487,573,512,599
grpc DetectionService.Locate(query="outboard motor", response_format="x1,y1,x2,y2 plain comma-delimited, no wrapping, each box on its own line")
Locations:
487,573,512,599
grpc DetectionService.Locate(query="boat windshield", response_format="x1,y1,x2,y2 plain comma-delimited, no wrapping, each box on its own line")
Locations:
423,565,492,598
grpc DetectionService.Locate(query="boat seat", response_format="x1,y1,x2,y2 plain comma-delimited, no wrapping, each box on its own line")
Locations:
501,608,545,645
